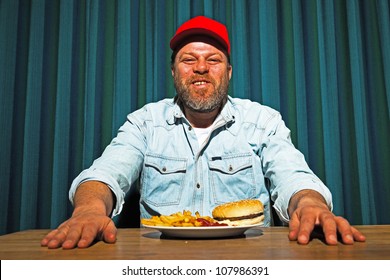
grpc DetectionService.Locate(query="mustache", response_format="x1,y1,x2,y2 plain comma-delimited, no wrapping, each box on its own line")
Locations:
186,75,216,86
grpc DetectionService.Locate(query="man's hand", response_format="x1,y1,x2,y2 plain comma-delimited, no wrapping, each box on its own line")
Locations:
40,209,117,249
41,181,117,249
288,190,366,245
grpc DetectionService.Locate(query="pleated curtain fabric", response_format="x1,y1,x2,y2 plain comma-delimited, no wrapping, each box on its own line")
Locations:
0,0,389,235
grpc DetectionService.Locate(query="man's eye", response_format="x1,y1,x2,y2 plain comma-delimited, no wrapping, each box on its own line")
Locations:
182,58,196,64
208,58,221,64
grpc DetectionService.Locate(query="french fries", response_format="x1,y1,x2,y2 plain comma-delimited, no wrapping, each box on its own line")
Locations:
141,210,218,227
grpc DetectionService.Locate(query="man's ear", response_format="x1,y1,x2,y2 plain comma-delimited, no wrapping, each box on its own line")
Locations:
171,65,175,77
228,64,232,80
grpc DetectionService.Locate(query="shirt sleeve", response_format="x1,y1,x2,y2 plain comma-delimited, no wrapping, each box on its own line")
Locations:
69,111,147,217
259,109,333,223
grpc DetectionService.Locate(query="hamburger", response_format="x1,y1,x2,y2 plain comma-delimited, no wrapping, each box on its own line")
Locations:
212,199,264,226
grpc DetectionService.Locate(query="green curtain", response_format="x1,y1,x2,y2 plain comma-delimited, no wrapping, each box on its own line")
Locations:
0,0,389,235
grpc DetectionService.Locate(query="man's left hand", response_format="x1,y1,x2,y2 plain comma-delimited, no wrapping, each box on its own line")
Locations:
288,190,366,245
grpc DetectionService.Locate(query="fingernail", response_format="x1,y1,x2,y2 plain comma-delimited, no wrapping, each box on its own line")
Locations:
298,235,308,244
329,234,337,243
345,234,354,243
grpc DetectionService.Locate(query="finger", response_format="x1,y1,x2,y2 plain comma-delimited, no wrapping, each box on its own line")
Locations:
76,224,100,248
296,215,317,245
335,216,356,244
41,229,60,247
46,227,72,249
319,213,339,245
332,216,367,245
41,220,71,248
61,227,84,249
351,226,366,242
288,213,300,241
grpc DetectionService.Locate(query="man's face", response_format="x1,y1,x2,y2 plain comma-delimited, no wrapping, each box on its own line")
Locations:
171,41,232,113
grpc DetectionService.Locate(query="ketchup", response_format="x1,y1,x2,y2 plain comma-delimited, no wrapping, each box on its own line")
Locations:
196,218,228,227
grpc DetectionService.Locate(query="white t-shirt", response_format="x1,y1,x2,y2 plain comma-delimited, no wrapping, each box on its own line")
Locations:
193,126,212,146
192,115,223,147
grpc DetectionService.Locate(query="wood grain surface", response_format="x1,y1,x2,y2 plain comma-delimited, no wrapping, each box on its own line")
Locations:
1,225,389,260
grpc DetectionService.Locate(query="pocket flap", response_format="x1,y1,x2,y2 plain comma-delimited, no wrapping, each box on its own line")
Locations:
145,153,187,174
209,154,252,174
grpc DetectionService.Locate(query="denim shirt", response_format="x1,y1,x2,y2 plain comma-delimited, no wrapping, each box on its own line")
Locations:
70,97,332,226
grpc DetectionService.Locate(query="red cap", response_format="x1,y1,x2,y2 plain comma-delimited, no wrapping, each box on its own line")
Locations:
170,16,230,55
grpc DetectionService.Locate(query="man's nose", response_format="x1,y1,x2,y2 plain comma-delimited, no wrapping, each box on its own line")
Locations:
193,59,209,74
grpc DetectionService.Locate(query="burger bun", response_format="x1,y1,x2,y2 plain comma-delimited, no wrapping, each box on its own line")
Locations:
212,199,264,226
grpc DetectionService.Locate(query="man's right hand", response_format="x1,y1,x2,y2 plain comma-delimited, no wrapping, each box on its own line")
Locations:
41,181,117,249
40,208,117,249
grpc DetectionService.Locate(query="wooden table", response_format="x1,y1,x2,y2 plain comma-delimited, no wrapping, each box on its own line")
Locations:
1,225,389,260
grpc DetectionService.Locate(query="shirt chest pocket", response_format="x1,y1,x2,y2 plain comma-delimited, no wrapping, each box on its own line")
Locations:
141,153,187,206
209,153,257,204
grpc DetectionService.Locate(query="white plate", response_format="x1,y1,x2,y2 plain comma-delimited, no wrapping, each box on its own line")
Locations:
143,224,262,238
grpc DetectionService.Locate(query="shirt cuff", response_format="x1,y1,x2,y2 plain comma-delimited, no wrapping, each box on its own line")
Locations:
68,169,126,217
272,179,333,223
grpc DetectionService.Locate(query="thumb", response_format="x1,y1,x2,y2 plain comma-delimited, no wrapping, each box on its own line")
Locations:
103,221,117,244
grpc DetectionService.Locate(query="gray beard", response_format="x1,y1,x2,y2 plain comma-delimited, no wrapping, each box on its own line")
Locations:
173,74,229,113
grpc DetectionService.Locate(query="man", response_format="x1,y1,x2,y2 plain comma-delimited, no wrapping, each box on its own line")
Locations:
41,16,365,249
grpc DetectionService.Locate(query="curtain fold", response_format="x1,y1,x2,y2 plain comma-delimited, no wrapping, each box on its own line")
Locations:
0,0,389,235
317,0,344,214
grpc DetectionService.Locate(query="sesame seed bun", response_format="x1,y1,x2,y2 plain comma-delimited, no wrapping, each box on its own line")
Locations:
212,199,264,226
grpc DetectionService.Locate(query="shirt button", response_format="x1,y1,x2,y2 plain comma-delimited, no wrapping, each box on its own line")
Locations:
188,126,192,131
162,167,167,172
196,183,200,189
229,165,233,171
